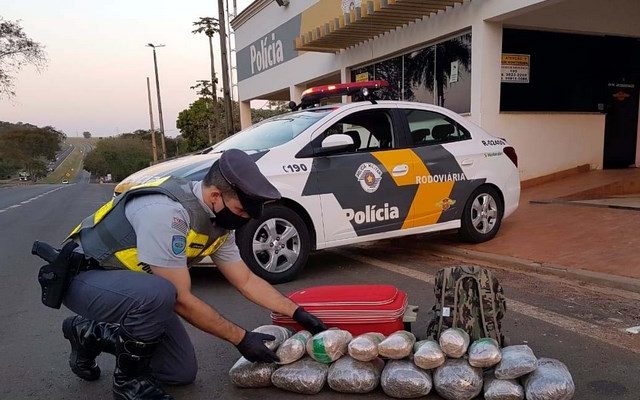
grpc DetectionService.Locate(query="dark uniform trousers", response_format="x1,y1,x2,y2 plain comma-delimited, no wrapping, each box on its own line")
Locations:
63,269,198,385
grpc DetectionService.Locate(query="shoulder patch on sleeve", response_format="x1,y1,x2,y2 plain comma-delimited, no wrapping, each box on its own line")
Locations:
171,216,189,235
171,235,186,255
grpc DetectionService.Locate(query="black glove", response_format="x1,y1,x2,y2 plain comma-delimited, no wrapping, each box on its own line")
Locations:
293,307,326,334
235,331,280,363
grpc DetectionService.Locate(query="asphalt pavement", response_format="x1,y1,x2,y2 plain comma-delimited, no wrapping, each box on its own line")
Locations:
0,182,639,399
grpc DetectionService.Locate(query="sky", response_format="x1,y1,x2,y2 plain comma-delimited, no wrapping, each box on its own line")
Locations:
0,0,254,137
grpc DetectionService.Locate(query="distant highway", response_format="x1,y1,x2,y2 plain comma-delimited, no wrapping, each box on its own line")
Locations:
48,145,74,172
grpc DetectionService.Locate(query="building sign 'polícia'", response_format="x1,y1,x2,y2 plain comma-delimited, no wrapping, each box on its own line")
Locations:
237,15,301,82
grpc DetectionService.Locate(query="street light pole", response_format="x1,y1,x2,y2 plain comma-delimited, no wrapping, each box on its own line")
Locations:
146,77,158,162
147,43,167,160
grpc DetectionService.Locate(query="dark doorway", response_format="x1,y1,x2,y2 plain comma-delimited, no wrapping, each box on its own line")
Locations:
603,80,639,169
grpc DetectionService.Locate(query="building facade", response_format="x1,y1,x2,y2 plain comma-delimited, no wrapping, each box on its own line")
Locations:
231,0,640,180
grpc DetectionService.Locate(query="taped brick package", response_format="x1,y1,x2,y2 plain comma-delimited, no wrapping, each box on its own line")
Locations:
228,357,278,388
381,359,433,398
277,330,312,365
413,339,445,370
433,358,483,400
494,345,538,379
524,358,575,400
438,327,470,358
378,330,416,359
483,372,525,400
348,332,385,362
270,357,330,394
327,356,384,393
468,337,502,368
306,329,353,364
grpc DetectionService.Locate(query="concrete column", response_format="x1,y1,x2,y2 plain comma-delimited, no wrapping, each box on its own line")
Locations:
470,20,503,132
341,67,351,103
239,100,252,130
290,84,306,105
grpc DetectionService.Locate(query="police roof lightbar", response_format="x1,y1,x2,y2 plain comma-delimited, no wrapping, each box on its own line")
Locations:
299,80,389,107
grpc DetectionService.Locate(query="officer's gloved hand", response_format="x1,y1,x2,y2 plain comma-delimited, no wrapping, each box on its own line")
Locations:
235,331,280,363
293,307,326,334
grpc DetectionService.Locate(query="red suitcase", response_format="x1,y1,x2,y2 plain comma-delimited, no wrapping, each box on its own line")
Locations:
272,285,413,336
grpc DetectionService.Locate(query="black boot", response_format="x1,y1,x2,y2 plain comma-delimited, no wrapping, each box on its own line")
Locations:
62,315,119,381
112,327,174,400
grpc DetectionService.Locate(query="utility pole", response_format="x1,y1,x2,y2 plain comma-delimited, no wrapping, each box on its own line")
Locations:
217,0,235,136
147,43,167,159
208,35,218,100
146,77,158,162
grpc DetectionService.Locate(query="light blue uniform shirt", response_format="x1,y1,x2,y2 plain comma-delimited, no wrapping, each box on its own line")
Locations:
123,181,241,268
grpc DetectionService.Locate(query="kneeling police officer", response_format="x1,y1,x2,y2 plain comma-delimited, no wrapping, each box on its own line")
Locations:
56,149,325,399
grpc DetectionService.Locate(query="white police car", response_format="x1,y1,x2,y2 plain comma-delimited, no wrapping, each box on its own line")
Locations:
115,81,520,283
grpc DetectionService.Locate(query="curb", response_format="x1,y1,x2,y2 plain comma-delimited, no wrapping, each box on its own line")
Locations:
428,244,640,294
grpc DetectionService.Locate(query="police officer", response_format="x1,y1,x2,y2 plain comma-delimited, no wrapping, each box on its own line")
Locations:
61,149,326,400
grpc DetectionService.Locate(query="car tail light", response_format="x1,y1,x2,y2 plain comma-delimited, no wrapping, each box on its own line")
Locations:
504,146,518,167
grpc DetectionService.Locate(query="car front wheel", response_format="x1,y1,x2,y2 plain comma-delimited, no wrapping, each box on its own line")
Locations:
236,204,310,284
458,185,504,243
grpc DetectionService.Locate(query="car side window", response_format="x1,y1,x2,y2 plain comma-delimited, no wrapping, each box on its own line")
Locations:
404,109,471,146
320,109,395,153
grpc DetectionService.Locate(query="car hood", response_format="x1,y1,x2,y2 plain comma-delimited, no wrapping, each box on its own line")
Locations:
114,153,223,194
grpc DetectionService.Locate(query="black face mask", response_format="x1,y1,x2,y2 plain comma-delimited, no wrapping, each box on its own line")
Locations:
212,195,250,230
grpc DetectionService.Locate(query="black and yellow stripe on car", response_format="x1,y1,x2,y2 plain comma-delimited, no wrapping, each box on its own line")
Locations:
302,145,484,237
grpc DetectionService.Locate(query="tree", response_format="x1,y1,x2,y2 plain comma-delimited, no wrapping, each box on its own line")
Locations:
84,138,152,181
251,101,290,123
0,124,62,178
190,80,216,144
176,97,240,152
0,18,47,98
405,34,471,107
82,131,91,138
119,129,181,158
192,17,219,100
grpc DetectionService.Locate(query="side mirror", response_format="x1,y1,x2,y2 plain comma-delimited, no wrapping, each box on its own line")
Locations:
317,134,355,155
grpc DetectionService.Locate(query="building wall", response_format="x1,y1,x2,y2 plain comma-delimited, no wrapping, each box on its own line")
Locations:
233,0,637,180
493,114,605,179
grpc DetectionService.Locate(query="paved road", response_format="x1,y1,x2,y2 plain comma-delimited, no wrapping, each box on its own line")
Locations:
48,144,74,172
0,182,638,399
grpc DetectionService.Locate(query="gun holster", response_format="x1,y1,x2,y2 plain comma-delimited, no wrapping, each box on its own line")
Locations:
36,241,85,309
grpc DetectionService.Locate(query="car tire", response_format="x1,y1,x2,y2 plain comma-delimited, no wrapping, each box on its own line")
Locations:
236,204,310,284
458,185,504,243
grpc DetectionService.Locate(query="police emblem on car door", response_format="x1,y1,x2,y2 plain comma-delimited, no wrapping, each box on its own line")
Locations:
301,108,417,241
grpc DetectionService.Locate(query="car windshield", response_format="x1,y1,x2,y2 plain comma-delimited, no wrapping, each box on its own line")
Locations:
210,109,331,152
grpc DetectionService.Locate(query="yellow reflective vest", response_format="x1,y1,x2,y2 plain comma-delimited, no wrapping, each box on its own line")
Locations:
67,176,229,273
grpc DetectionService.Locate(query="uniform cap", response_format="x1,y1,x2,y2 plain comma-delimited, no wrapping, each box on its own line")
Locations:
218,149,281,218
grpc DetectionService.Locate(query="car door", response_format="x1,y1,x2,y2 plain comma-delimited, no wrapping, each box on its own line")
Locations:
300,106,418,242
401,107,482,227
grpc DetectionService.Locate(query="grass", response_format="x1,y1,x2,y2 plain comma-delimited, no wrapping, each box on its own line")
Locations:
42,145,84,184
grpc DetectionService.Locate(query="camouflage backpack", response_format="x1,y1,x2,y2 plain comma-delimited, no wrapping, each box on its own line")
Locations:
426,266,506,346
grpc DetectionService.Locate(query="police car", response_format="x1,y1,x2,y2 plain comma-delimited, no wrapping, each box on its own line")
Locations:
115,81,519,283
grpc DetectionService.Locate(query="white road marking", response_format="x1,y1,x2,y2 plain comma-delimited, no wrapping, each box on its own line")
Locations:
0,186,67,214
331,249,640,354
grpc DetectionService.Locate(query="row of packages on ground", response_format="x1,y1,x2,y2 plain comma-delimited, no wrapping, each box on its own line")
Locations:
229,325,575,399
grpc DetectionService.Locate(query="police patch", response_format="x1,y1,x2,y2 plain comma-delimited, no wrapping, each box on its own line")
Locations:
171,235,186,255
355,162,382,193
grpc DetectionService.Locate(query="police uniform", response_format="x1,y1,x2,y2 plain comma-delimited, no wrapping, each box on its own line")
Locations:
60,149,281,395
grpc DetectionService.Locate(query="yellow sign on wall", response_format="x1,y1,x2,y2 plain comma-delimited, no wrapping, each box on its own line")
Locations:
355,72,370,82
501,53,530,83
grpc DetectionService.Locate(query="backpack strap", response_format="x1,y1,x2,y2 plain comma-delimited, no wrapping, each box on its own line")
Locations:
475,269,503,345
